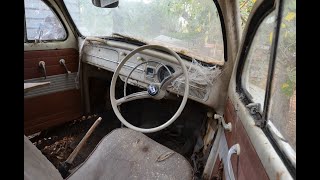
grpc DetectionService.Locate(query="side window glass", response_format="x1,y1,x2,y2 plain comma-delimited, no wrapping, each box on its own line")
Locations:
241,11,277,110
24,0,67,41
268,0,296,151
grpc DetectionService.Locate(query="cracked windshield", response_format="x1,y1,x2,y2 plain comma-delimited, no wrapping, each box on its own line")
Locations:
64,0,224,64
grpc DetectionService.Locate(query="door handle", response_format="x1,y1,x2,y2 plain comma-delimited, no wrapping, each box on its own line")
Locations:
214,114,232,132
59,59,71,74
38,61,46,79
227,144,240,180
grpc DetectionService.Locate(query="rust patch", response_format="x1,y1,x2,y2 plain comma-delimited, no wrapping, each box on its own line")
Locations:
276,171,284,180
142,146,149,152
179,50,187,54
211,159,224,180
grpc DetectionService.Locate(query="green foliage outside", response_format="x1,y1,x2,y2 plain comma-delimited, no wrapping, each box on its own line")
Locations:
239,0,296,99
64,0,225,63
66,0,295,90
239,0,255,28
278,0,296,98
75,0,222,43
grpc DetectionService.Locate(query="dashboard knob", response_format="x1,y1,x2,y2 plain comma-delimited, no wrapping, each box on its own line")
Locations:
137,56,144,61
120,52,127,56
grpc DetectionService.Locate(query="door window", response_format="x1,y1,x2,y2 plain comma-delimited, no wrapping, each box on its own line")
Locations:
240,0,296,163
24,0,67,41
267,0,296,151
241,11,277,111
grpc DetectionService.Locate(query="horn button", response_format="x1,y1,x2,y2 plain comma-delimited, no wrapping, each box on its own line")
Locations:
147,84,159,96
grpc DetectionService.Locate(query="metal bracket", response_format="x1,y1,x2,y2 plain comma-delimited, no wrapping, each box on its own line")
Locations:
246,103,264,127
246,103,261,115
34,29,43,44
213,113,232,132
119,51,127,56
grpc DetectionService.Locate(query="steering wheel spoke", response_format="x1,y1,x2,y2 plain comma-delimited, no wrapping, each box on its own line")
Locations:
110,45,189,133
116,91,150,106
160,70,183,90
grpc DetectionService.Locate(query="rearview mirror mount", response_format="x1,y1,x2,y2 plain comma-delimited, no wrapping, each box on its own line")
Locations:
91,0,119,8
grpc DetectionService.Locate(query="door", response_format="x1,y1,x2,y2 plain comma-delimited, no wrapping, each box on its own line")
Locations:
211,0,296,179
24,0,82,135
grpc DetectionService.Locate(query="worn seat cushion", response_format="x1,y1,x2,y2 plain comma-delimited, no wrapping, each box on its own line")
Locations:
67,128,193,180
24,135,63,180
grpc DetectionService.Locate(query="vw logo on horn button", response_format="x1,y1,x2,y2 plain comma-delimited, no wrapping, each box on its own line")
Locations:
147,84,159,96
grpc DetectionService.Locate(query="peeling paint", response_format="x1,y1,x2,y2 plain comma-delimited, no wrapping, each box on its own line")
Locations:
276,171,284,180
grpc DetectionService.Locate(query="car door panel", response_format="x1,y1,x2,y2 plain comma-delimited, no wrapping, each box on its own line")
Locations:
210,99,269,180
24,89,81,135
209,0,295,179
24,48,79,79
24,0,81,135
24,48,81,135
224,98,269,180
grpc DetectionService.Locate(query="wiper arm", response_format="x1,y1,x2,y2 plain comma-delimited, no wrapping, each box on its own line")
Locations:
111,33,133,39
106,33,147,45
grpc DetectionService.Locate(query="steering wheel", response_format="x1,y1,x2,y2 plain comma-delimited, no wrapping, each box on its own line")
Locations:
110,45,189,133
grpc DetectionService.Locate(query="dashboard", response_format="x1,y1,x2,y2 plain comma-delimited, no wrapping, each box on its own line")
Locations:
82,42,222,104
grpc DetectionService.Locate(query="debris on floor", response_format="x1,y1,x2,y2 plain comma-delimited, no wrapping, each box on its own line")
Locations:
41,136,75,167
27,99,209,179
156,151,175,162
28,132,41,139
29,111,121,170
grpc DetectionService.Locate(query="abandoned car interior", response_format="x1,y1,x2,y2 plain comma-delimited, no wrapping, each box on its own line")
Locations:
24,0,296,179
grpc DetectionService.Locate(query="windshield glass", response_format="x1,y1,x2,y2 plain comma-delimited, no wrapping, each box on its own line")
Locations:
64,0,224,64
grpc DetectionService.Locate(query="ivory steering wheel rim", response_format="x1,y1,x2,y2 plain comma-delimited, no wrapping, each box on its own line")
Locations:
110,45,189,133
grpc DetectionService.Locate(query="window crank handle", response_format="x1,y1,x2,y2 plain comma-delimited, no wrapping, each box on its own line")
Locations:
38,61,47,79
59,59,71,74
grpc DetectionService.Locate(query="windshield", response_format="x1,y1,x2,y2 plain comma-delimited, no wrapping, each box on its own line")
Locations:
64,0,224,64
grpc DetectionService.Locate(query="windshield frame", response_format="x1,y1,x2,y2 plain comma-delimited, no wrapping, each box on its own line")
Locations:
60,0,227,65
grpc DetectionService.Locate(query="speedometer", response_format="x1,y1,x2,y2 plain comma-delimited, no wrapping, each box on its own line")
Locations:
157,65,175,82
